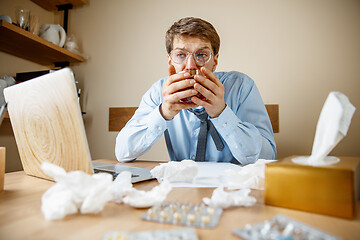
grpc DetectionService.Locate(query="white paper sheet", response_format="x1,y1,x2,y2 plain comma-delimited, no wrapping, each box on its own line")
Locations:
170,160,276,188
169,162,241,188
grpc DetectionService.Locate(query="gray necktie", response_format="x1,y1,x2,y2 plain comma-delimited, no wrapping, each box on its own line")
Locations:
188,108,224,161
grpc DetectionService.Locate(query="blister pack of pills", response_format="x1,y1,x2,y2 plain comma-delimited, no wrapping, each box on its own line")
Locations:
233,214,342,240
103,228,198,240
141,202,223,228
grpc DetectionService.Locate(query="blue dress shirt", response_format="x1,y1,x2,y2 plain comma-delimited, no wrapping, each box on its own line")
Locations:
115,71,276,164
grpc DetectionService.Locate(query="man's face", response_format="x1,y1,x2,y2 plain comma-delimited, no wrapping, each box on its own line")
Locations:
168,35,218,73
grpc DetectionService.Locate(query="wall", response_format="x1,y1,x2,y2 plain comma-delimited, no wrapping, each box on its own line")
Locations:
1,0,359,171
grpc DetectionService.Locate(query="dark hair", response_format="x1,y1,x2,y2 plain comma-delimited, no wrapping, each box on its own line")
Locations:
165,17,220,55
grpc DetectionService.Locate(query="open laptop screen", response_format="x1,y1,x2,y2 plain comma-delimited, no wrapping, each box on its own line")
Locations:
4,68,93,180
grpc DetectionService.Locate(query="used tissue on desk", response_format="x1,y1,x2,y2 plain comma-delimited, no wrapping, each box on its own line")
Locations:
41,162,113,220
151,160,198,183
109,171,133,204
292,91,356,166
203,187,256,209
123,180,172,208
221,159,266,190
40,162,172,220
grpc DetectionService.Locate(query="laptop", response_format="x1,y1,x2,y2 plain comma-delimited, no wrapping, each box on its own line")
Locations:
4,68,153,183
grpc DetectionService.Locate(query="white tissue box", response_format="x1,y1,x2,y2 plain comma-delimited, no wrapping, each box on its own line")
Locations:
265,156,360,219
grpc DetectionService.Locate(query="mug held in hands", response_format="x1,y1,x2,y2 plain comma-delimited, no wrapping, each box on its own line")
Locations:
179,69,206,103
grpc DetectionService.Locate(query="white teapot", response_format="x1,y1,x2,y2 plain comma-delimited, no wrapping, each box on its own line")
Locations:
39,24,66,47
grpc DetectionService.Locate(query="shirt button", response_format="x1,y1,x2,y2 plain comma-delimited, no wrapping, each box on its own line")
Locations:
223,123,227,127
194,131,197,136
158,126,162,130
192,156,195,160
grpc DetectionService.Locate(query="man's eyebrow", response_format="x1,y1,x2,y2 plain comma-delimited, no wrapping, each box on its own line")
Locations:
196,47,211,51
173,46,211,51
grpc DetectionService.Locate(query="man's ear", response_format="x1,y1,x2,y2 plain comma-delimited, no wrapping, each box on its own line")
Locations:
212,53,219,72
168,55,172,67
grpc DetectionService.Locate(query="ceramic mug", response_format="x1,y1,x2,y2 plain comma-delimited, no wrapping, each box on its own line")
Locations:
0,15,12,24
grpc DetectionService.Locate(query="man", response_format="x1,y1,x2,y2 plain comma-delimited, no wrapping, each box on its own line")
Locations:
115,17,276,164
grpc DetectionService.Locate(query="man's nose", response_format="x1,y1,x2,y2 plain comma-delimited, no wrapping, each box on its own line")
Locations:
185,54,198,69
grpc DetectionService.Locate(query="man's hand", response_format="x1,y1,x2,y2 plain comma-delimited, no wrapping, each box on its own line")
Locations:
191,67,226,118
160,65,198,120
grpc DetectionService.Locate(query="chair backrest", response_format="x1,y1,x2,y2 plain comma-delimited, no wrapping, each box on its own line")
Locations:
109,107,137,132
109,104,279,133
265,104,279,133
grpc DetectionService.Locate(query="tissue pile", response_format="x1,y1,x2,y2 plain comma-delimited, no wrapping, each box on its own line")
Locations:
41,159,267,220
40,162,172,220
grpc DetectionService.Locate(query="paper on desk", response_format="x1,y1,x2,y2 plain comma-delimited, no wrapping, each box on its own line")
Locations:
154,162,239,188
167,160,275,188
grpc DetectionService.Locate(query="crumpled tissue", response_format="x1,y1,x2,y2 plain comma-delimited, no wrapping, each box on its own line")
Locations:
123,180,172,208
221,159,266,190
41,162,172,220
41,162,113,220
292,91,356,166
150,159,198,183
109,171,133,204
203,187,256,209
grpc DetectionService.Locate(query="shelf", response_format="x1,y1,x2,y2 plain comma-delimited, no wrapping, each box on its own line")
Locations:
0,20,85,66
30,0,87,11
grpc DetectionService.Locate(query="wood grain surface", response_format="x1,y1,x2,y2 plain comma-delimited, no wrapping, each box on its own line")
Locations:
0,20,84,66
4,68,92,180
0,160,359,240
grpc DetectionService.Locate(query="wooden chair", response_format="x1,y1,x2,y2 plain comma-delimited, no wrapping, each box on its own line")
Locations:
265,104,279,133
109,104,279,133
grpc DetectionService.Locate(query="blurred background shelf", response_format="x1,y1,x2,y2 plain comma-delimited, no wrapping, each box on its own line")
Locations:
30,0,87,11
0,20,85,66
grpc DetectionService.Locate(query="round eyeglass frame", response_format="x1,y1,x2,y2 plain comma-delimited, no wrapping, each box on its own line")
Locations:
169,49,213,66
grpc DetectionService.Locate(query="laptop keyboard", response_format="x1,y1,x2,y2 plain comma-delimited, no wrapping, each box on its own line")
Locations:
93,169,139,180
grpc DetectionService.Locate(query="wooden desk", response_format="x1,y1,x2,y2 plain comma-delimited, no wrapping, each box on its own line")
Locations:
0,160,359,240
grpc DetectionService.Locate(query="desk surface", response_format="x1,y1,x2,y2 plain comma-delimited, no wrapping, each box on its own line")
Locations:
0,160,359,240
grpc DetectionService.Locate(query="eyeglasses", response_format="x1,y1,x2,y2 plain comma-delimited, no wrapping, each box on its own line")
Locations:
169,48,213,66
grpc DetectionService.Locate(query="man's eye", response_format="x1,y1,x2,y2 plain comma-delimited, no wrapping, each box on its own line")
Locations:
196,52,208,59
176,52,186,58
